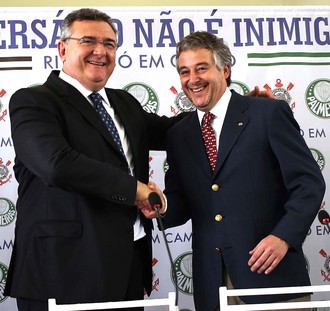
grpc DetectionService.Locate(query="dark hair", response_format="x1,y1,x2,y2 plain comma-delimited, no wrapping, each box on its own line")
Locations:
176,31,232,85
60,8,117,40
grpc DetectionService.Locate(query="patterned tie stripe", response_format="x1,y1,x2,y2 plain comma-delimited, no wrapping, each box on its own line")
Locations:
89,92,126,158
202,112,217,171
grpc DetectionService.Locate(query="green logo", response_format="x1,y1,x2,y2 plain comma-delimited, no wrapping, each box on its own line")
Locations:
230,81,250,96
123,82,159,114
305,79,330,118
163,159,169,174
310,148,325,171
0,262,8,303
0,198,16,227
172,252,193,295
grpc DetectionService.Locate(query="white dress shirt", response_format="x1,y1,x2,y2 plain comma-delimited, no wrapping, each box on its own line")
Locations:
197,87,232,150
59,71,145,241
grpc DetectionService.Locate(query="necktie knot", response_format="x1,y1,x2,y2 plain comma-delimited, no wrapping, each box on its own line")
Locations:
202,111,215,128
89,92,103,109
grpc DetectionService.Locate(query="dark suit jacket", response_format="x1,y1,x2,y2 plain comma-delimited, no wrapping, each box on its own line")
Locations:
5,70,179,304
163,90,326,311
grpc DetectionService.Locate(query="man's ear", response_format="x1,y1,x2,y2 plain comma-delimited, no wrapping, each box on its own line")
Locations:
58,41,66,62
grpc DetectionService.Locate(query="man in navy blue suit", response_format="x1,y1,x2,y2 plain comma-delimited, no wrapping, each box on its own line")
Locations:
162,31,326,311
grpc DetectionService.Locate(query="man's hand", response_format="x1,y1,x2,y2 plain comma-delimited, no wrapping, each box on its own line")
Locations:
248,86,275,99
147,181,167,215
134,181,165,219
248,234,289,275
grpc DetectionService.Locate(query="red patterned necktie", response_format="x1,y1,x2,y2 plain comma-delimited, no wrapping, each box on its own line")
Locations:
202,112,217,171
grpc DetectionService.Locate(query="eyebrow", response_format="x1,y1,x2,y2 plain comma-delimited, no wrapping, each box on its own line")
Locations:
179,62,210,71
81,35,116,42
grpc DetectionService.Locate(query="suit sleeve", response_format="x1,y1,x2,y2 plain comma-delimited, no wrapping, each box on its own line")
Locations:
161,129,192,229
9,87,137,205
267,100,325,248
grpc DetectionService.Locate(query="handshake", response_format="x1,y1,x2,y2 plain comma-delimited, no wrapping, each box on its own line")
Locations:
134,181,166,219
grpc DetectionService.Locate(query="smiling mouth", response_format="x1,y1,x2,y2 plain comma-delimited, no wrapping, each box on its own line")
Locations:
191,86,206,93
87,60,106,66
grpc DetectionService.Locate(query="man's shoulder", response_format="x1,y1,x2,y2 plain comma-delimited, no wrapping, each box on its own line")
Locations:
104,87,138,103
168,111,195,135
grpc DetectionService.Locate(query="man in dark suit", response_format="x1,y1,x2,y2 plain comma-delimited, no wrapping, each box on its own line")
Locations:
162,31,326,311
5,8,170,311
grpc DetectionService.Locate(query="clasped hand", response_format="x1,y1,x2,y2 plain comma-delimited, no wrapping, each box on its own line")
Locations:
134,181,166,219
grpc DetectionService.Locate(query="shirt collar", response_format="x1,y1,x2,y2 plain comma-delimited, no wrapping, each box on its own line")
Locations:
59,70,109,106
197,87,232,125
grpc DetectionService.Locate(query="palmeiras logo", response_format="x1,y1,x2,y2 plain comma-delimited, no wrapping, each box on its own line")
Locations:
0,89,8,123
163,159,169,174
319,249,330,282
230,81,250,96
0,198,16,227
305,79,330,119
0,262,8,303
264,79,295,111
0,159,12,186
310,148,325,171
171,251,193,295
123,83,159,114
169,86,195,116
304,254,310,274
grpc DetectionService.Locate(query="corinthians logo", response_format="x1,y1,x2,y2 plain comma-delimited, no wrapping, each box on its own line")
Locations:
0,159,12,186
172,252,193,295
0,89,8,122
123,83,159,114
319,249,330,282
310,148,325,171
306,78,330,118
0,198,16,226
170,86,195,115
264,79,295,110
0,262,8,303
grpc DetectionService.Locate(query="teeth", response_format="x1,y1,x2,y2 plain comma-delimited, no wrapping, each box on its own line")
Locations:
88,61,105,66
192,87,204,92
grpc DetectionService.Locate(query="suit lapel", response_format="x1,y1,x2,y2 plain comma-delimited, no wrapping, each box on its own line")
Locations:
182,92,250,179
213,92,250,175
183,112,213,178
105,89,137,160
46,72,122,154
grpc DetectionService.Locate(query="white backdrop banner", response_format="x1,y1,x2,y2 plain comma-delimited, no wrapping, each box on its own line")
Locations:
0,6,329,311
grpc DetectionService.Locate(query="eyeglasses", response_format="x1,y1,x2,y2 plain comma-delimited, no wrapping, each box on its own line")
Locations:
65,36,118,51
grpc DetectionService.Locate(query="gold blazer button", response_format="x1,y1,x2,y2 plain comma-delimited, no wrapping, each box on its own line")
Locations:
212,184,219,191
215,214,223,222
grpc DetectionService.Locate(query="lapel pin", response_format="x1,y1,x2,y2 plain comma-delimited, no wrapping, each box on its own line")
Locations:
238,122,243,127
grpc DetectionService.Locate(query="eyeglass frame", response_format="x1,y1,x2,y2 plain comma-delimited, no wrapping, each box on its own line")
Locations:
63,36,118,51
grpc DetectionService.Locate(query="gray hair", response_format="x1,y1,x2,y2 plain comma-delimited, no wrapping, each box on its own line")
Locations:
176,31,232,85
60,8,117,40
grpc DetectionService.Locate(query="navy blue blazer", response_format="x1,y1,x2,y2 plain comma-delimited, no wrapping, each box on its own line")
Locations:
164,90,325,311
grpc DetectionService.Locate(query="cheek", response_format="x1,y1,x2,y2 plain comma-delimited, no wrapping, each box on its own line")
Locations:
180,77,188,87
